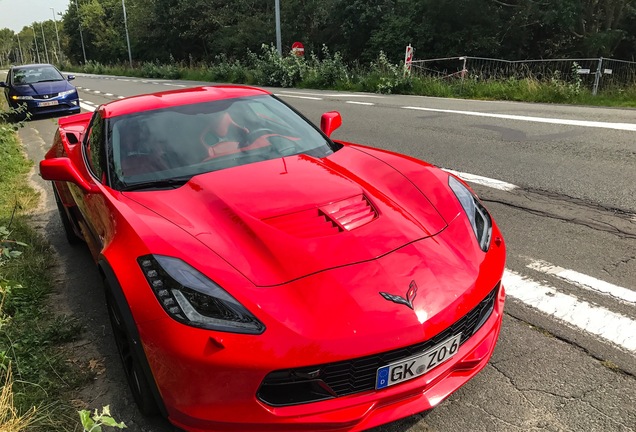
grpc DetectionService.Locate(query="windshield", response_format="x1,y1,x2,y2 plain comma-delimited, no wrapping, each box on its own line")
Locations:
108,95,337,190
12,66,64,84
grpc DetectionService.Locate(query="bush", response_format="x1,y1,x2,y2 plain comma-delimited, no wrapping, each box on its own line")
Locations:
356,51,413,94
207,55,251,84
302,45,349,89
249,44,307,87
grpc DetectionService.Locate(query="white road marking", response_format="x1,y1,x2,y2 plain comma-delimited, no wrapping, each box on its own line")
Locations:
117,79,130,82
335,94,384,98
346,101,375,106
83,88,91,91
528,259,636,304
278,90,384,98
504,269,636,352
443,168,518,191
105,93,114,96
93,90,101,94
275,94,323,101
164,83,186,88
79,102,96,112
402,106,636,132
117,96,125,99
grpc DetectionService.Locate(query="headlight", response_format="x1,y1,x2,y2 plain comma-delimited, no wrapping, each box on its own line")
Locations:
58,89,77,97
138,255,265,334
11,95,33,100
449,176,492,252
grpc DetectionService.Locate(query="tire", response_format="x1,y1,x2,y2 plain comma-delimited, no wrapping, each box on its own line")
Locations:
53,187,82,245
10,110,27,122
105,287,159,416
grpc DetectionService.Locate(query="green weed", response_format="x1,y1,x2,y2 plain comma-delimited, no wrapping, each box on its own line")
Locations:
0,101,91,431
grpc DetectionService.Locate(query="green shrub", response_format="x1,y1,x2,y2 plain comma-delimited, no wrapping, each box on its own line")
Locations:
302,45,349,89
249,45,307,87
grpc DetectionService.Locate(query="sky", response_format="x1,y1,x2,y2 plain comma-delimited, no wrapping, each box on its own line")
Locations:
0,0,71,32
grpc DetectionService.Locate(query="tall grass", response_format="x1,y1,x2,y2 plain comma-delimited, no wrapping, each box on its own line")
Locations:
62,45,636,107
1,103,89,431
0,367,36,432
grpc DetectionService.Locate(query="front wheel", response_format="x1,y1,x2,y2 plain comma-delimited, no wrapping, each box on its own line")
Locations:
105,287,159,416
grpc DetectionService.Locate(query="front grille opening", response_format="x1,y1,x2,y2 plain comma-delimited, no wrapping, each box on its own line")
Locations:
257,378,335,407
257,283,500,406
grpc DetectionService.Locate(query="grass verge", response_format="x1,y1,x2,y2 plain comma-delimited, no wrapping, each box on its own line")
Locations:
0,105,90,431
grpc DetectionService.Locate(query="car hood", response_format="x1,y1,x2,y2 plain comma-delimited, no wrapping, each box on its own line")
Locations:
248,220,502,356
12,80,73,95
126,146,449,286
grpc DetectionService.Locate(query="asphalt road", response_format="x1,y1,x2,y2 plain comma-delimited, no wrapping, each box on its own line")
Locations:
13,73,636,432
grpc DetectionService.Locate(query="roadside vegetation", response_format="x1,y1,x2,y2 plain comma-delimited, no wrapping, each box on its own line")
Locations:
0,104,90,431
65,46,636,108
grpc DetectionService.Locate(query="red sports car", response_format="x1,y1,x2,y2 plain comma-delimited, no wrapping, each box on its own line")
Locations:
40,86,506,432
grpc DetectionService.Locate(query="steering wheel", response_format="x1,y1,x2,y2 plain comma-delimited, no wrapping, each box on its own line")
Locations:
239,128,277,148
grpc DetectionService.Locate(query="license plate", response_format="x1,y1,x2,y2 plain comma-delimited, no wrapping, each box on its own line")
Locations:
376,333,462,389
38,100,59,107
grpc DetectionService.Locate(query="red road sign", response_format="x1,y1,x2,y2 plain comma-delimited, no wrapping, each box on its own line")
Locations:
292,41,305,56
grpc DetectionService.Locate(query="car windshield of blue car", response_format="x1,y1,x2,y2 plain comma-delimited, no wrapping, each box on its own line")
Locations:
109,95,338,191
12,66,64,84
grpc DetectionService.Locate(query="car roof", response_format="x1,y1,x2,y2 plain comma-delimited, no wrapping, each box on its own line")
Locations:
99,85,272,119
12,63,57,71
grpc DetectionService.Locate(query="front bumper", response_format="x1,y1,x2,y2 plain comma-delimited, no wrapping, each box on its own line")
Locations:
9,96,80,117
138,285,505,432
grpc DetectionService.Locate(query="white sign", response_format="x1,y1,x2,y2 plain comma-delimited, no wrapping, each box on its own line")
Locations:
404,44,414,75
577,69,591,74
604,69,613,75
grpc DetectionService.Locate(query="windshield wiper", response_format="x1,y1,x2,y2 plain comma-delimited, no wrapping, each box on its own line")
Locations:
120,177,191,191
35,79,63,83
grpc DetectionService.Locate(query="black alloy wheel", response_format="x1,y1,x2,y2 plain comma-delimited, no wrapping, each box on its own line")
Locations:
105,287,158,415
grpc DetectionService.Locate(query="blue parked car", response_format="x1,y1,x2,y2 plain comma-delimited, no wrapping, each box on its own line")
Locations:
1,64,80,120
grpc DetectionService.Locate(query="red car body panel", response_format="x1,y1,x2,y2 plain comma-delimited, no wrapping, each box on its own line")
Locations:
41,86,506,432
126,146,448,286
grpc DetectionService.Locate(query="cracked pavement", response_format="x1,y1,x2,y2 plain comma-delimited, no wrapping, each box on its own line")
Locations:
373,316,636,432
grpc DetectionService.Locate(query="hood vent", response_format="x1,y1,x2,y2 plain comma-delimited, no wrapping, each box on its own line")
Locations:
264,208,342,238
264,195,378,238
321,194,378,232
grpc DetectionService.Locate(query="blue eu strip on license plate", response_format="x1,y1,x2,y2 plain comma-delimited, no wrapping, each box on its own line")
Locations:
376,333,462,390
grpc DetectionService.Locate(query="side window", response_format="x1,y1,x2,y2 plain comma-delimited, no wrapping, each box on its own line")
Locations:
85,114,107,182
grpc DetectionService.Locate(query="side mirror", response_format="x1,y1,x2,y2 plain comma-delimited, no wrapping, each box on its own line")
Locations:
67,75,76,81
40,157,98,193
320,111,342,138
0,82,7,88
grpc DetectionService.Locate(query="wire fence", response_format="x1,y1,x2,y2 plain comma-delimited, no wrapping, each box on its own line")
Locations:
410,56,636,95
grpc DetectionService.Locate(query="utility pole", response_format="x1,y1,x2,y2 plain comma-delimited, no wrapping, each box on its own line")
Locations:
32,25,41,63
74,0,87,63
122,0,133,67
275,0,282,55
40,22,50,63
51,7,62,62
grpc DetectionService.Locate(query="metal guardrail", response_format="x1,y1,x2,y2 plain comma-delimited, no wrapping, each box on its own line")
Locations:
410,56,636,95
